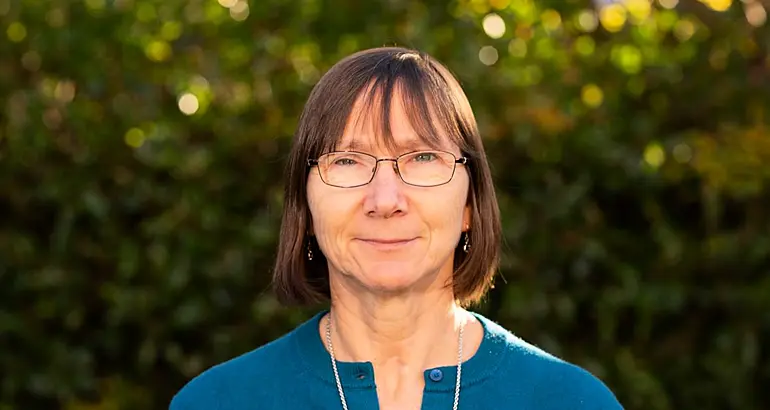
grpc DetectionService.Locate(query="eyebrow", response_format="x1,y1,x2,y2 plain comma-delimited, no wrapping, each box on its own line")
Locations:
338,138,428,153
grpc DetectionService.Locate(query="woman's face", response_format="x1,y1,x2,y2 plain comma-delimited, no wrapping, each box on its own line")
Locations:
306,92,471,297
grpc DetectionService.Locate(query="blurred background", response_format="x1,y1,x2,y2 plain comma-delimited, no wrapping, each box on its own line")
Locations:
1,0,769,409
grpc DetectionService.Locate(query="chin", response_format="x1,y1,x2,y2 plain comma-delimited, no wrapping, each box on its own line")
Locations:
356,262,425,293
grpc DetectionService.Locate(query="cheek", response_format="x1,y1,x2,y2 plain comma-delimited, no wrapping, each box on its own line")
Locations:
423,189,468,234
307,186,356,246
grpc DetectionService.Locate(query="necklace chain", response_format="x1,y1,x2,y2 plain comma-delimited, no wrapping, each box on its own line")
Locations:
325,314,464,410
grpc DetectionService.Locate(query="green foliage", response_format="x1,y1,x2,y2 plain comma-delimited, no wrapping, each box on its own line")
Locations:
1,0,769,409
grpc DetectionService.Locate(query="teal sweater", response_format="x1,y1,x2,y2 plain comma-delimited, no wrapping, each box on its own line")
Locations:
170,311,623,409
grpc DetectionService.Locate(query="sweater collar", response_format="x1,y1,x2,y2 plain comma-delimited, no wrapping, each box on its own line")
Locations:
293,310,509,392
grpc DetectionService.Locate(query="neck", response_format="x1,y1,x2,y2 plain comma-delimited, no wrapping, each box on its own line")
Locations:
326,287,465,371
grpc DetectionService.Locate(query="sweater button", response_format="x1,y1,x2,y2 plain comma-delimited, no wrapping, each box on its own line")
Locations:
429,369,443,382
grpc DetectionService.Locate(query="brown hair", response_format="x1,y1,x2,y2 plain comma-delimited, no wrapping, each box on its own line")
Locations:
271,46,501,307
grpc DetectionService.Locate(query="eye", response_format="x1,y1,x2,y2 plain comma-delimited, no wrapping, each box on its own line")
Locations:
333,157,358,166
413,152,437,162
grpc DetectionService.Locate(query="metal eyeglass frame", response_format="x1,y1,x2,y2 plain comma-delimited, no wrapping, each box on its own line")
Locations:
307,150,468,188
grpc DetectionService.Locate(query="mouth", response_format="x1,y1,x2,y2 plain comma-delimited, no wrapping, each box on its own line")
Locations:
356,237,417,250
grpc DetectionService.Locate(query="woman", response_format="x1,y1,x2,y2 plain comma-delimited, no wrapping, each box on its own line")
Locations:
170,47,623,410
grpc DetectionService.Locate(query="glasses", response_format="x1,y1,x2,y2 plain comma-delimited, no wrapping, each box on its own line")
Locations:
307,150,468,188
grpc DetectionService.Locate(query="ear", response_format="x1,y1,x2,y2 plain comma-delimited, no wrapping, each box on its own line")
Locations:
462,205,472,232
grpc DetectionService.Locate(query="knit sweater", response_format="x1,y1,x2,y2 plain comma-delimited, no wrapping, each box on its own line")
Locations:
170,310,623,409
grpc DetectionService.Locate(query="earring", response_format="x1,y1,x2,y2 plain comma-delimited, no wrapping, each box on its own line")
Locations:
307,239,314,261
463,232,471,253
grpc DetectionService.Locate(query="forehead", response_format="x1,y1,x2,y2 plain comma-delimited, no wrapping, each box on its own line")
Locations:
333,84,458,154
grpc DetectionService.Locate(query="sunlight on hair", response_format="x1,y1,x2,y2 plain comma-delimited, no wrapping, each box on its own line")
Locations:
483,13,506,39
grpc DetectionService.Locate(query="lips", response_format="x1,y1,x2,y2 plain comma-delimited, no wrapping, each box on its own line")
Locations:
361,238,413,244
356,237,416,250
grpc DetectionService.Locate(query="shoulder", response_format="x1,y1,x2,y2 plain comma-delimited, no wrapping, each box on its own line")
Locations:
475,314,623,409
168,327,300,410
523,353,623,409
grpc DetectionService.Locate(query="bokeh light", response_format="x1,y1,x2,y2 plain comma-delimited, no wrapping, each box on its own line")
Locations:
7,22,27,42
626,0,652,22
658,0,679,9
599,4,627,32
577,10,599,32
217,0,238,8
483,13,506,39
47,8,66,27
701,0,733,12
508,38,527,57
674,19,696,42
575,36,596,56
612,44,643,74
230,1,249,21
479,46,499,65
643,142,666,168
581,84,604,107
673,143,693,163
178,93,200,115
124,128,146,148
541,9,562,32
745,2,767,27
54,81,76,103
21,51,41,71
145,41,172,62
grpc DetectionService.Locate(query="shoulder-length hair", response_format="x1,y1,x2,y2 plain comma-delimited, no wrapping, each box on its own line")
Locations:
272,46,501,307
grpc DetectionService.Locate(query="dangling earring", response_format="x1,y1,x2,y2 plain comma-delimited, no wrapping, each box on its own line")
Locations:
463,232,471,253
307,239,314,261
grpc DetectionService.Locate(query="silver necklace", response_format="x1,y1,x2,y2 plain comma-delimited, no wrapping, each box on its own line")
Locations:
325,314,465,410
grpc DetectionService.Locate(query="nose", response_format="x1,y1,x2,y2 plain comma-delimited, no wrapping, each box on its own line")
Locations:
363,160,406,218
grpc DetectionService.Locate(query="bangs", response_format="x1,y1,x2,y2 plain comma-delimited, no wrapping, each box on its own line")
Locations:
316,53,468,155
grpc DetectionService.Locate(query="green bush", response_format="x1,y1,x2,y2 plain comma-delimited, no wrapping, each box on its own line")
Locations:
1,0,768,409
